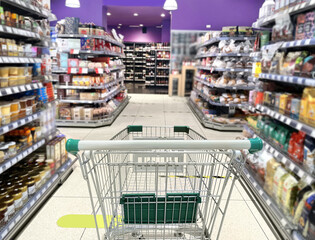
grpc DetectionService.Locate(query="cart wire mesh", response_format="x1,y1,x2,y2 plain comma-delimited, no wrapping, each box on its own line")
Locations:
74,126,247,240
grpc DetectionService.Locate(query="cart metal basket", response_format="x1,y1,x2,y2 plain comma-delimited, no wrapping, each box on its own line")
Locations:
66,126,262,240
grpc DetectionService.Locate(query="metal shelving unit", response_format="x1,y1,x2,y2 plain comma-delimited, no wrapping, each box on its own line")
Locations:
0,158,75,240
195,53,251,58
0,82,43,97
198,36,256,49
260,73,315,87
0,56,42,64
196,66,252,73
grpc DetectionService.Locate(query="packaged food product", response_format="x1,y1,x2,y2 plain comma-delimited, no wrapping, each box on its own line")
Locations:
300,88,311,123
291,98,301,120
279,93,289,114
264,158,281,195
304,135,315,174
281,174,299,213
304,11,315,39
0,67,9,77
298,192,315,237
78,24,89,35
0,7,4,25
301,54,315,78
295,14,306,40
1,195,14,218
293,185,314,224
272,166,288,200
0,77,8,88
307,88,315,126
288,131,306,163
9,67,18,76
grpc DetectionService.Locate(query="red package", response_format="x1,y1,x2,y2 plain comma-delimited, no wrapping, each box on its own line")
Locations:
255,92,264,106
288,131,306,163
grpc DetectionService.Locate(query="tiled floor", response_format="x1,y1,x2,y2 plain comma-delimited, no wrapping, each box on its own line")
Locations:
16,94,277,240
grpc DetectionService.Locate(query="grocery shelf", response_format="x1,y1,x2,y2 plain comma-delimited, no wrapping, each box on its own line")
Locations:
0,158,75,240
193,88,246,108
0,82,43,97
147,84,168,87
241,167,294,240
55,78,124,90
0,24,40,41
194,76,255,90
0,56,42,64
281,38,315,49
247,125,315,185
0,139,45,175
59,49,124,58
259,73,315,87
1,0,52,19
256,104,315,138
195,53,251,58
56,97,129,127
52,66,124,75
156,67,169,69
156,76,169,78
254,0,315,27
58,87,124,104
198,36,256,49
188,99,243,131
196,66,252,72
250,52,262,58
57,34,124,48
156,58,170,61
0,111,42,135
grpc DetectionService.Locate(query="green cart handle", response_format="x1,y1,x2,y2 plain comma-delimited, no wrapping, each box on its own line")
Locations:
66,138,263,154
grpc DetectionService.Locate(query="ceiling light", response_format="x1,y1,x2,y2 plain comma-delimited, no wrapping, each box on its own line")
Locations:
161,13,165,17
107,12,111,16
206,25,211,28
118,23,122,26
134,13,139,16
163,0,178,11
139,24,143,27
117,26,121,29
65,0,80,8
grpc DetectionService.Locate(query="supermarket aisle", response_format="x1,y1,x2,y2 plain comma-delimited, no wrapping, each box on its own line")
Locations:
17,94,276,240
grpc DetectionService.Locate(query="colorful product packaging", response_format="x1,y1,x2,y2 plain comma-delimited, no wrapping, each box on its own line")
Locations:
304,11,315,39
295,14,306,40
291,98,301,120
279,93,289,114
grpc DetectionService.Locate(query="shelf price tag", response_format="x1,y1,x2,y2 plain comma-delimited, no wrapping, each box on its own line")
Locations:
95,68,104,74
70,49,80,54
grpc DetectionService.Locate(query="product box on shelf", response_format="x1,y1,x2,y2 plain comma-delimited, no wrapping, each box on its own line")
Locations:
295,14,306,40
80,92,100,100
57,52,68,68
67,39,81,50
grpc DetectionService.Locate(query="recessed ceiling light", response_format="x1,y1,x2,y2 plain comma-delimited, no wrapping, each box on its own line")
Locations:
117,26,121,29
134,13,139,16
161,13,165,17
107,12,111,16
206,24,211,28
118,23,122,26
139,24,143,27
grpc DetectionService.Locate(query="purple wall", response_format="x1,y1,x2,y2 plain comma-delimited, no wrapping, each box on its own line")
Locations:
103,0,263,30
109,26,162,43
171,0,264,30
51,0,103,25
162,19,170,43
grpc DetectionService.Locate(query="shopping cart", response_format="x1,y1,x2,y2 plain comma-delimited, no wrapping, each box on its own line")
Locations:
66,126,262,240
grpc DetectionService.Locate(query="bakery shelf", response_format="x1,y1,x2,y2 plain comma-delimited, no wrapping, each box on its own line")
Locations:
195,53,251,58
241,167,295,240
0,82,43,97
1,0,52,19
196,66,252,73
188,99,243,131
55,78,124,90
58,87,124,104
0,56,42,64
0,111,42,135
0,158,75,240
0,24,40,41
259,73,315,87
57,34,124,48
0,139,45,175
193,88,246,108
254,0,315,28
56,97,129,127
256,104,315,138
247,125,315,185
194,76,255,90
198,36,256,49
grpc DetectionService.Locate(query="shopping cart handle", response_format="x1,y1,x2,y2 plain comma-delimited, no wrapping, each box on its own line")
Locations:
66,138,263,154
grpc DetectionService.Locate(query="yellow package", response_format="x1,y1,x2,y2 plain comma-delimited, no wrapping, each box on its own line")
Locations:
279,94,288,114
299,88,312,123
281,174,298,213
307,88,315,127
264,158,281,196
